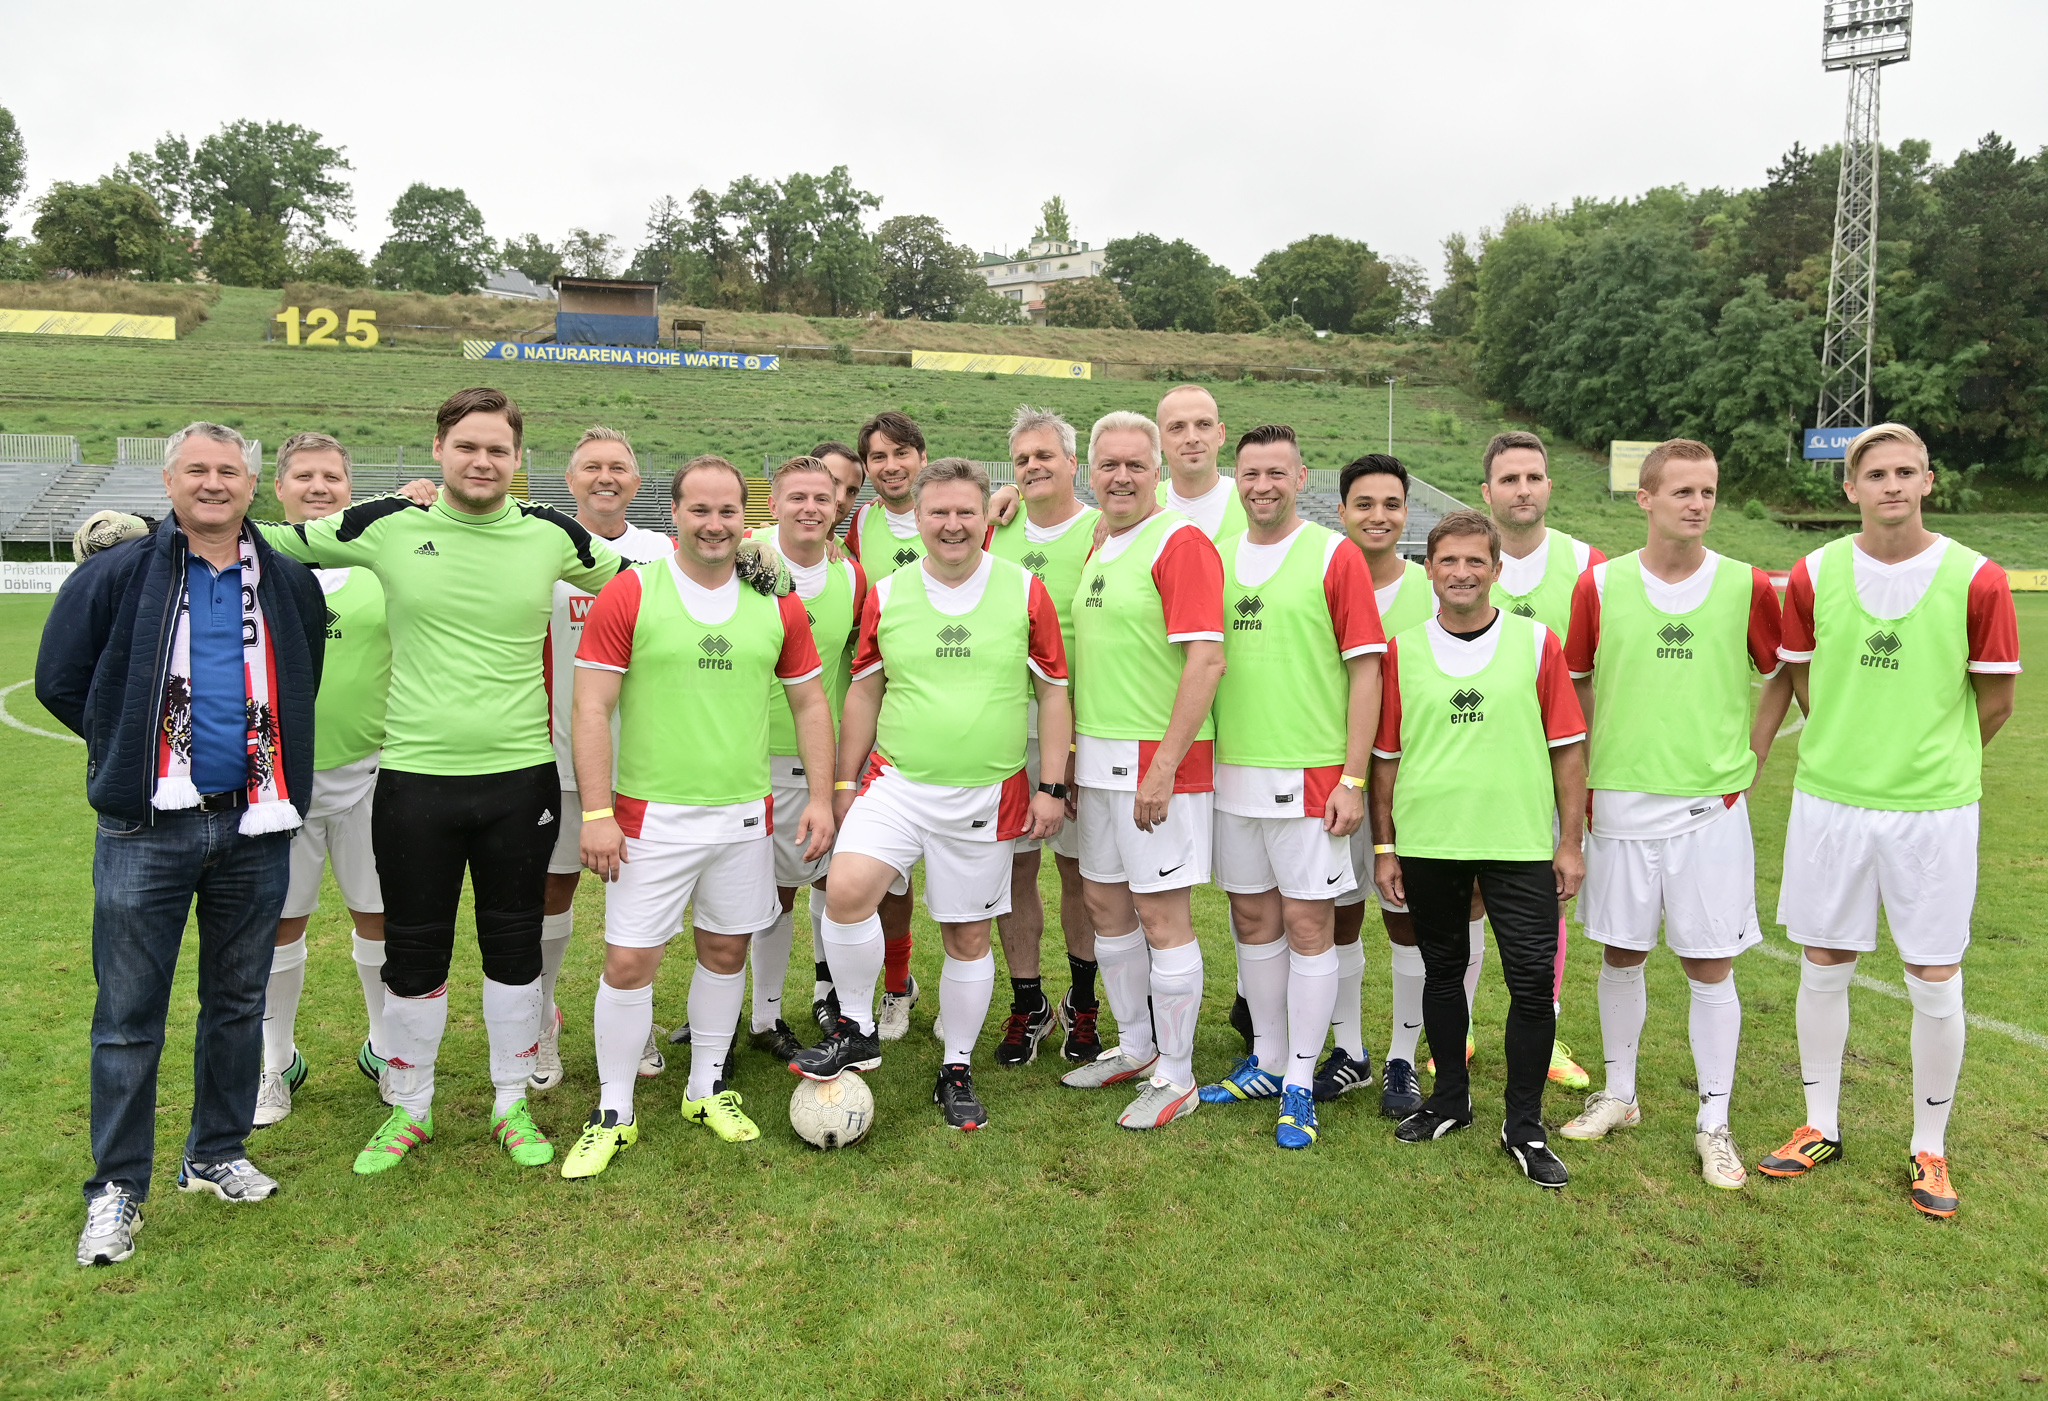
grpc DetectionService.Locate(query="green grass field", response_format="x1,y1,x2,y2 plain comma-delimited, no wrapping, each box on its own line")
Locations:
2,587,2045,1398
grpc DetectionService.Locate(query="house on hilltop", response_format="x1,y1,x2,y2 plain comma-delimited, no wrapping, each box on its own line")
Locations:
976,239,1105,325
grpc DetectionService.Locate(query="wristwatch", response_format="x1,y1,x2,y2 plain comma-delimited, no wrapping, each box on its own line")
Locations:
1037,782,1069,801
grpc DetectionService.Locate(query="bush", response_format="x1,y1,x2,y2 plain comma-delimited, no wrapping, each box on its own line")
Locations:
0,278,217,334
1213,280,1268,334
1258,313,1315,340
1044,277,1134,330
298,243,370,288
1743,498,1771,520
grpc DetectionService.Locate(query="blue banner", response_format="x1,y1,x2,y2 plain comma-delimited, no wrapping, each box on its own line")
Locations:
555,312,659,347
462,340,779,371
1803,426,1865,460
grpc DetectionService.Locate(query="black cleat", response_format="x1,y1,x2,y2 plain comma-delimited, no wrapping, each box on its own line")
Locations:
1502,1132,1569,1188
1312,1046,1374,1102
993,999,1057,1068
1229,993,1254,1054
1379,1057,1423,1118
667,1021,692,1045
789,1016,881,1081
811,988,840,1035
1057,989,1102,1063
1394,1106,1473,1143
933,1063,988,1130
749,1019,805,1061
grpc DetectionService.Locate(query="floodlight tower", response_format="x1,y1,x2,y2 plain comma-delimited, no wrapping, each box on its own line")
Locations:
1814,0,1913,432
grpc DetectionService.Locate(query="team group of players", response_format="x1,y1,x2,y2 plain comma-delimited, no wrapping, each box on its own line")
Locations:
254,384,2017,1212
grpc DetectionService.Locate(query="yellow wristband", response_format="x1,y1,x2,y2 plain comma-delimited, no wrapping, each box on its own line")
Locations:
834,781,857,792
1372,843,1396,855
1339,774,1366,790
581,808,614,822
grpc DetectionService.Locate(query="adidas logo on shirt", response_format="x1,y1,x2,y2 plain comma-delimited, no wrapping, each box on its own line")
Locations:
414,541,438,556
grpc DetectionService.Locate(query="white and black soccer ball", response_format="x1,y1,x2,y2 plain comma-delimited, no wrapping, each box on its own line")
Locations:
789,1072,874,1149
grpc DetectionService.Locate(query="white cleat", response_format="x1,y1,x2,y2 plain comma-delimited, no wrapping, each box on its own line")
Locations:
528,1004,566,1091
1558,1090,1642,1141
1058,1045,1159,1089
1696,1125,1749,1190
1117,1076,1199,1130
638,1025,666,1078
877,974,919,1042
252,1070,292,1128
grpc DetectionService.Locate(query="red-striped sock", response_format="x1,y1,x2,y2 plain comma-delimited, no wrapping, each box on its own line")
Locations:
884,934,913,996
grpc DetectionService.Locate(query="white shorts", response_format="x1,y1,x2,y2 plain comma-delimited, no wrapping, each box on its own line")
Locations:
836,782,1014,925
1214,810,1356,901
1013,739,1079,860
549,789,585,875
1777,791,1977,965
283,757,383,919
1333,825,1407,912
603,834,778,948
770,757,833,889
1077,785,1213,894
1581,797,1762,959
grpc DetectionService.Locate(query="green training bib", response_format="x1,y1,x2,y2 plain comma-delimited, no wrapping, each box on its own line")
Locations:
1215,524,1348,769
875,558,1034,788
1376,558,1434,636
770,557,858,757
1072,513,1216,744
858,503,927,579
1493,527,1582,638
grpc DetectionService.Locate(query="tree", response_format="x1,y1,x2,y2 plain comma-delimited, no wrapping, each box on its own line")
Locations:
32,179,177,278
876,214,978,320
1250,234,1380,331
1740,143,1836,296
1213,280,1268,333
0,105,25,236
805,166,882,317
1351,256,1430,334
372,184,493,295
1044,276,1135,329
563,228,619,277
1034,195,1071,243
296,241,371,288
503,232,565,286
1428,232,1480,336
1104,233,1224,331
957,285,1030,325
201,205,290,286
1471,211,1570,407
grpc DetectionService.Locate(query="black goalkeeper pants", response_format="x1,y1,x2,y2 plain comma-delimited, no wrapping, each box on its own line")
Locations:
372,764,559,997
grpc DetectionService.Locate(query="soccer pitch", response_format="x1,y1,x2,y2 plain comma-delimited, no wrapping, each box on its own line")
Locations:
2,593,2044,1398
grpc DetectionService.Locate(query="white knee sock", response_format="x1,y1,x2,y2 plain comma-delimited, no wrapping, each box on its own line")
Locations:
538,909,574,1017
352,933,388,1056
1094,929,1154,1063
1148,940,1204,1088
1235,937,1290,1070
382,986,449,1118
262,938,308,1075
1597,961,1646,1103
1332,939,1367,1060
1464,918,1486,1014
594,978,653,1122
819,914,885,1035
1388,943,1426,1063
1229,912,1245,997
1796,957,1856,1140
1286,947,1340,1091
751,908,797,1034
480,977,543,1116
1688,974,1741,1131
1905,971,1965,1157
686,964,746,1100
940,952,997,1065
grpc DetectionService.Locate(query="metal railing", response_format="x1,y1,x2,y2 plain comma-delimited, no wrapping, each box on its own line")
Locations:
0,434,81,465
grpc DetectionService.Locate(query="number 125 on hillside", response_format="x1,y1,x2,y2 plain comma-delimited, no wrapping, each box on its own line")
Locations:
274,306,378,348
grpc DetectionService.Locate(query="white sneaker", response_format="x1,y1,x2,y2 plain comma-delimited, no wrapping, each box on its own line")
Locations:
638,1025,666,1078
1058,1045,1158,1089
1117,1076,1199,1130
1697,1124,1748,1190
1558,1090,1641,1141
528,1004,565,1091
252,1071,292,1128
877,974,919,1042
931,1010,945,1042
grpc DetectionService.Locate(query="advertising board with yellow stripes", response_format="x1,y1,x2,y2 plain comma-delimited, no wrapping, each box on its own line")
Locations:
910,350,1091,380
0,309,176,340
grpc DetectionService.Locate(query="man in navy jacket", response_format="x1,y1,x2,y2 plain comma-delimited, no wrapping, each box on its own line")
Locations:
37,422,324,1268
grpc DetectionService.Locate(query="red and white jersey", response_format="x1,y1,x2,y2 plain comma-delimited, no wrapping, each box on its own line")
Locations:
1216,524,1386,820
1778,536,2020,674
1074,515,1227,793
547,521,673,788
1373,615,1585,758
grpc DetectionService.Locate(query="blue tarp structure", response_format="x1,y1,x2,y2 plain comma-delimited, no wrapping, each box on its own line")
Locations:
555,311,659,347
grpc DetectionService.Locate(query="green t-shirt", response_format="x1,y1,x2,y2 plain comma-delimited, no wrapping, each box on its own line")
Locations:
259,495,621,776
312,567,390,770
1375,559,1435,636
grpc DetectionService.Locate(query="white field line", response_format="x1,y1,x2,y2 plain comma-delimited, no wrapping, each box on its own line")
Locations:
0,679,82,743
1753,942,2048,1051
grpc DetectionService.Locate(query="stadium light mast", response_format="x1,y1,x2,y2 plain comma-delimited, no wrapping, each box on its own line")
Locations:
1814,0,1913,433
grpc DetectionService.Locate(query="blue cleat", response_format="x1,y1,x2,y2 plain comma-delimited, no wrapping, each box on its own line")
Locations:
1198,1054,1282,1104
1380,1057,1423,1118
1276,1086,1319,1149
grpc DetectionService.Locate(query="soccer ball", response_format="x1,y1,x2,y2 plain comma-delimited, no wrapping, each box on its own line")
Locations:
789,1072,874,1149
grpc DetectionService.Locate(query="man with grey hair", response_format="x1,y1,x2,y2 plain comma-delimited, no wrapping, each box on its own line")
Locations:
38,422,328,1265
985,406,1100,1065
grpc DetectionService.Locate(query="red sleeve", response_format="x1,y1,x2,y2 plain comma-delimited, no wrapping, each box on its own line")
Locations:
1564,569,1600,675
1322,538,1386,654
1586,545,1608,568
1154,524,1225,639
1538,627,1587,741
1779,557,1817,657
1746,568,1783,674
842,504,866,562
1025,574,1068,682
850,577,884,678
774,591,823,680
847,559,870,642
1373,636,1404,754
575,567,644,669
1967,560,2022,671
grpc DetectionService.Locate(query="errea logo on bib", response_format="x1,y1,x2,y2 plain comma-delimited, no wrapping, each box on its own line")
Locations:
1085,575,1106,609
1449,688,1485,724
1862,630,1902,670
1021,550,1049,574
1656,622,1694,659
893,547,920,569
699,634,734,671
936,624,972,658
1508,599,1535,618
1233,595,1264,631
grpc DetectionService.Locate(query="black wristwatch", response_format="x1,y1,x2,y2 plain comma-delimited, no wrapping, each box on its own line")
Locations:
1037,782,1069,801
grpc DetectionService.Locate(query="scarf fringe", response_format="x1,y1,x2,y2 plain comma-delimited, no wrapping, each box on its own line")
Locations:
239,798,304,836
152,776,202,811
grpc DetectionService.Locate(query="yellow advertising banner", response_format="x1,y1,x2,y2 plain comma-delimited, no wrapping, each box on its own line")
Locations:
0,308,177,340
1609,441,1658,493
911,350,1091,380
2008,569,2048,593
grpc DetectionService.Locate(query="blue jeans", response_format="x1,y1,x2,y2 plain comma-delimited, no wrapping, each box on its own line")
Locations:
87,808,291,1202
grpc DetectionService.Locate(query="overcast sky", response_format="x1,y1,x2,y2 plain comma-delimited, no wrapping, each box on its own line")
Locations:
5,0,2043,282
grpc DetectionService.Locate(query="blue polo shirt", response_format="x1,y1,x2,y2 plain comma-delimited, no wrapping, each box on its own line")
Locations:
186,556,250,794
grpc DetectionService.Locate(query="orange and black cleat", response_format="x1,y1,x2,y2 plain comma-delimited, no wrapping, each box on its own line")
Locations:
1756,1125,1844,1178
1909,1152,1958,1218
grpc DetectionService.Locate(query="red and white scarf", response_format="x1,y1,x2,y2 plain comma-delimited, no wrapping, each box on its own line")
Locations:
153,526,301,835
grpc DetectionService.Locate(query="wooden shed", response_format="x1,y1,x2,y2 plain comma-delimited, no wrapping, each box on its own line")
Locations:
554,276,661,346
